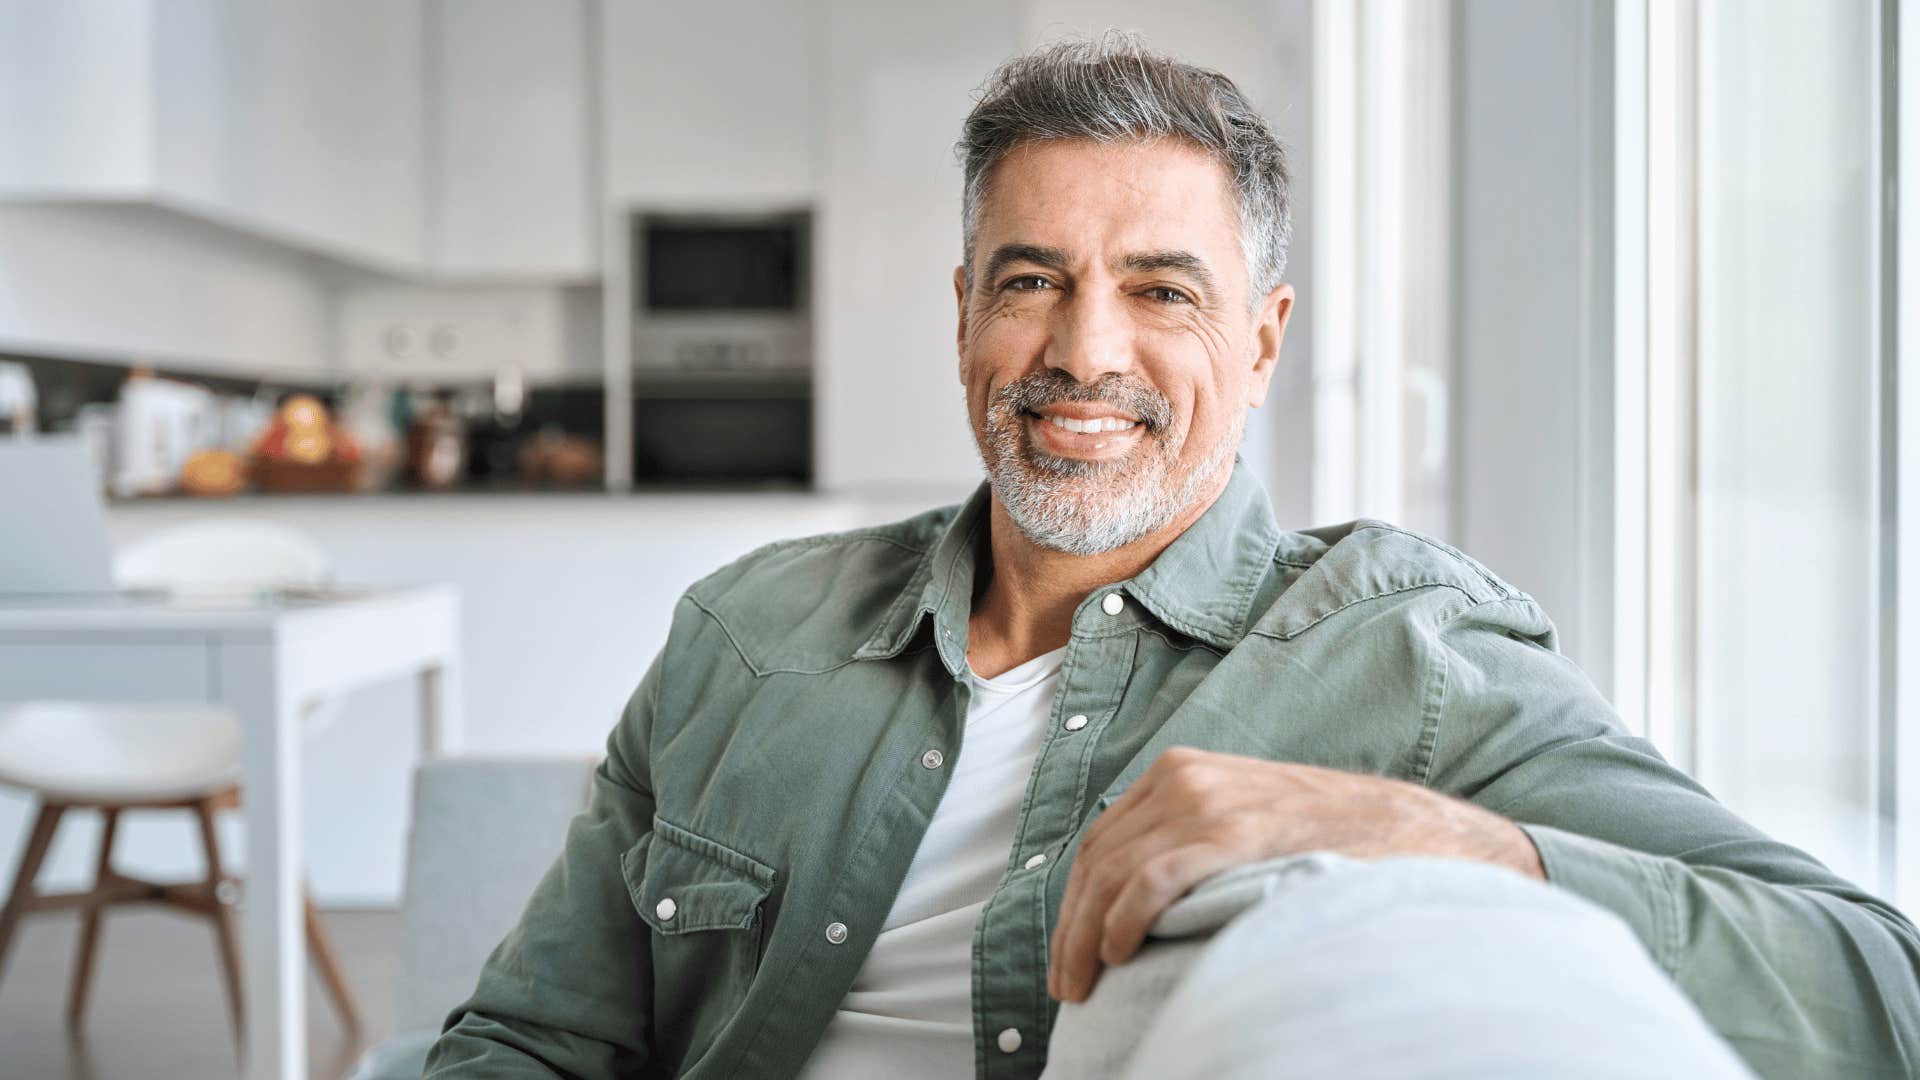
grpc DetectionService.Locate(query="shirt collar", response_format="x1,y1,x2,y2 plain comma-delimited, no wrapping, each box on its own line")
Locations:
854,457,1283,672
1124,458,1282,649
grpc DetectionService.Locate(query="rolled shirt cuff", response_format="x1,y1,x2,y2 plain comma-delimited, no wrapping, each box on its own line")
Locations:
1519,822,1684,976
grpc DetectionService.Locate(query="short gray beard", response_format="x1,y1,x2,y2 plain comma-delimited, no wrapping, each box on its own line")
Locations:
976,371,1242,556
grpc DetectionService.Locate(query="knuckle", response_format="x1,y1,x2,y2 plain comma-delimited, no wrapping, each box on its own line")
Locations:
1159,745,1203,771
1191,784,1231,815
1101,898,1143,942
1216,813,1263,850
1087,861,1128,898
1137,853,1183,893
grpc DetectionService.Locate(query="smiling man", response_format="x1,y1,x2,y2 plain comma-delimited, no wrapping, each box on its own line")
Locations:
427,37,1920,1080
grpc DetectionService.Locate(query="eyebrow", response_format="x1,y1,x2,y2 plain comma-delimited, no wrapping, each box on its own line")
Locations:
1118,249,1219,297
980,243,1220,298
982,243,1070,283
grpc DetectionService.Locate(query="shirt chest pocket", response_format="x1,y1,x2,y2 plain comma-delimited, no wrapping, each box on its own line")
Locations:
622,817,777,1070
626,817,776,934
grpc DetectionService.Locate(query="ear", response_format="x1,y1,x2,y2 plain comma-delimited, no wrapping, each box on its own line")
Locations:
1245,283,1294,409
954,265,970,383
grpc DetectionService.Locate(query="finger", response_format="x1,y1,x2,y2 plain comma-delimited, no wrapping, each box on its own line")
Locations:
1052,820,1209,1002
1054,753,1227,1000
1052,858,1121,1003
1052,823,1138,1002
1098,842,1240,968
1052,789,1165,998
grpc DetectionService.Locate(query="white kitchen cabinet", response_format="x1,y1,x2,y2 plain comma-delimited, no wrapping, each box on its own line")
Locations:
599,0,816,206
0,1,156,196
0,0,430,270
430,0,596,279
151,0,429,269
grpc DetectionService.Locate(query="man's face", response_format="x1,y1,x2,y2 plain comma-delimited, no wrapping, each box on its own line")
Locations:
955,138,1292,555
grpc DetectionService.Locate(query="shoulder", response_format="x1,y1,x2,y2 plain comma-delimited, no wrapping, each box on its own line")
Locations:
1254,519,1546,642
673,503,960,675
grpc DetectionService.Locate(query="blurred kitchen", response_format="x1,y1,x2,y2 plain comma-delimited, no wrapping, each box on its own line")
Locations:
0,1,1913,1079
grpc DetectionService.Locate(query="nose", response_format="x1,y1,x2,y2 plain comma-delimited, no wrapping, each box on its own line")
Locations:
1044,287,1133,383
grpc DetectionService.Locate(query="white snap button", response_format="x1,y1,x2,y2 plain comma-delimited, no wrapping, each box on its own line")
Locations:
921,748,944,769
825,921,849,945
1101,592,1124,616
1064,713,1089,732
1023,853,1047,870
655,897,676,921
997,1027,1022,1053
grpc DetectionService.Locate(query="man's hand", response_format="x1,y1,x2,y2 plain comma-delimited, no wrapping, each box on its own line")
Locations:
1047,746,1545,1003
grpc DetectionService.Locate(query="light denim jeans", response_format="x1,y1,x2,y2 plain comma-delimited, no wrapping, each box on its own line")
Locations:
1041,854,1756,1080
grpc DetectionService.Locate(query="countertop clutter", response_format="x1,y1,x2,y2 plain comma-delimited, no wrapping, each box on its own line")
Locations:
7,355,607,499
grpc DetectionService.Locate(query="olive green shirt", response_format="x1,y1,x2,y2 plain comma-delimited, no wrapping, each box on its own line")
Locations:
428,462,1920,1079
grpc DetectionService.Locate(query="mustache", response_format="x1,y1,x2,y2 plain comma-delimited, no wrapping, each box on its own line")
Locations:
992,369,1174,433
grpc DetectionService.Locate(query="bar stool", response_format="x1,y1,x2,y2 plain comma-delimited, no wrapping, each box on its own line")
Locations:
0,701,358,1032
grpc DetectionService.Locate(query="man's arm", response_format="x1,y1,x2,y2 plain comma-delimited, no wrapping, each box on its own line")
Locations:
1430,595,1920,1079
424,654,662,1078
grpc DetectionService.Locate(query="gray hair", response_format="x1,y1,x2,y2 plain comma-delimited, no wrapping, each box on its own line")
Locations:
956,32,1293,304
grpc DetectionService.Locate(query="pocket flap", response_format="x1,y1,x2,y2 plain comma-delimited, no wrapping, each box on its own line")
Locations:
623,817,776,935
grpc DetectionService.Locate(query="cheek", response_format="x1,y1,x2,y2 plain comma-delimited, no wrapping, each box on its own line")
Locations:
965,313,1046,395
1141,338,1230,438
970,305,1048,359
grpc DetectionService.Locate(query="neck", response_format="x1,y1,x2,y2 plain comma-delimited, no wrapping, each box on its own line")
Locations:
966,470,1230,678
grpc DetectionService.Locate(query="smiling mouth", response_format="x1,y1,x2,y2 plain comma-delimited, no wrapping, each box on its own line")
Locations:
1031,411,1142,434
1029,403,1144,432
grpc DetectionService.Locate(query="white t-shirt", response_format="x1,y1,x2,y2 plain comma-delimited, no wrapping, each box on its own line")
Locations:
795,645,1068,1079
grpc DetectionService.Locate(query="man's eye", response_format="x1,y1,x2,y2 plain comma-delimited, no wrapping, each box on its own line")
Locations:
1005,275,1055,292
1145,286,1193,305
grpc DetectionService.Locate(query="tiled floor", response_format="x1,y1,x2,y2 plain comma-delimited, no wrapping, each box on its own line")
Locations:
0,906,400,1080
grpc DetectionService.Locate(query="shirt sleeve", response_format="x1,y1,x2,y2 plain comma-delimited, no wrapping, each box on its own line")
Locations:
1424,594,1920,1079
423,650,662,1078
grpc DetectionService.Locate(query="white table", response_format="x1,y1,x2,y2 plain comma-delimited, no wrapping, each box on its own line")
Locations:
0,585,462,1080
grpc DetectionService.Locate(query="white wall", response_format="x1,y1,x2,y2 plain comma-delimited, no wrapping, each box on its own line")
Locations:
1453,0,1613,673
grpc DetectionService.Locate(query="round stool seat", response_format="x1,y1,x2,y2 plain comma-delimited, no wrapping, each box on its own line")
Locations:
0,701,242,803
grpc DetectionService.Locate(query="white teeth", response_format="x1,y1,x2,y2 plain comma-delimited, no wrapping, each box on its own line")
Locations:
1043,414,1138,434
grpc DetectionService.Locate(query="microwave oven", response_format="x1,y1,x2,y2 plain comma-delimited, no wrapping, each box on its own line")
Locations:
631,211,812,374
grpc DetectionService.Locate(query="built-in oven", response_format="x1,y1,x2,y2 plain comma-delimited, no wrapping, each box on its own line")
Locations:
629,210,812,485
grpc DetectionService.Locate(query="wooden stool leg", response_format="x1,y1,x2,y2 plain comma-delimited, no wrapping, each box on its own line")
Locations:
192,798,245,1039
303,891,360,1031
0,802,64,983
65,805,120,1026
